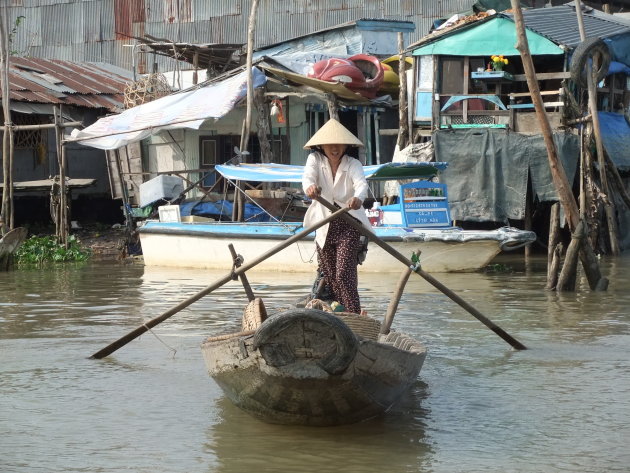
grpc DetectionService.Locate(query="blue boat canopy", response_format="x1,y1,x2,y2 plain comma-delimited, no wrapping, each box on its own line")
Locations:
214,162,447,182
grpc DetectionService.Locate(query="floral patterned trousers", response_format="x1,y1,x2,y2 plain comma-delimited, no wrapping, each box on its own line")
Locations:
316,217,362,314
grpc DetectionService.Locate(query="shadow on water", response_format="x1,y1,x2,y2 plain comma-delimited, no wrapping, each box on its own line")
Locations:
205,379,434,473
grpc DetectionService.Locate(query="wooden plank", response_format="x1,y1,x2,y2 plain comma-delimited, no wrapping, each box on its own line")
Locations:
509,90,561,98
0,178,96,191
509,102,564,109
511,71,571,81
378,128,399,136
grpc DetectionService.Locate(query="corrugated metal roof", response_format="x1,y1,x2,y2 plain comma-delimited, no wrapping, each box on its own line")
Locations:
4,0,477,72
518,5,630,49
0,58,133,112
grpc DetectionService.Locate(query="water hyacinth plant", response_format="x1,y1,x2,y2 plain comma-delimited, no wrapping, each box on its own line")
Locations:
15,235,91,264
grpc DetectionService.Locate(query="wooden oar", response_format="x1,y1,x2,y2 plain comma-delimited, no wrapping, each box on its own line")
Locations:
89,207,350,359
314,196,527,350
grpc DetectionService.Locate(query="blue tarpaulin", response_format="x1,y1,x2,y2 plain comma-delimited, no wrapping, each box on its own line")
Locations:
179,200,272,222
598,112,630,172
214,162,448,182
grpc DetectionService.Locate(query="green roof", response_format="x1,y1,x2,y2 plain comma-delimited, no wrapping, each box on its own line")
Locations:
412,16,563,57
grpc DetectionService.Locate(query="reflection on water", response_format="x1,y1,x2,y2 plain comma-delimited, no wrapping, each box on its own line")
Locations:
1,255,630,472
207,382,432,473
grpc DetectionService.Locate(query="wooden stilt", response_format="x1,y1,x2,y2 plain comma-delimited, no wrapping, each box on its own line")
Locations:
326,94,339,121
557,220,585,291
545,203,561,290
511,0,607,291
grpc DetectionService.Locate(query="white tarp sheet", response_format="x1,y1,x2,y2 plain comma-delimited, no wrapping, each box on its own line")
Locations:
69,68,267,150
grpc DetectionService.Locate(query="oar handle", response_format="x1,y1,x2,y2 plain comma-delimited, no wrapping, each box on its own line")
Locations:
313,196,527,350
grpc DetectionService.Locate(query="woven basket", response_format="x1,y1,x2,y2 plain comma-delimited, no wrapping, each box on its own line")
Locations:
242,297,268,331
334,312,382,341
305,299,381,340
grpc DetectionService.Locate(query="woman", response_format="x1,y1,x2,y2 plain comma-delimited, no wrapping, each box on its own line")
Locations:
302,118,372,314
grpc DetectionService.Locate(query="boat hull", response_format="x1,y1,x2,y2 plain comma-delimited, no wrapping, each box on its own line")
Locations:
201,309,426,426
139,222,534,273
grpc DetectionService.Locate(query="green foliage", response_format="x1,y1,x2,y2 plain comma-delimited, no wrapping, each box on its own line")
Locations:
15,235,91,265
9,15,26,55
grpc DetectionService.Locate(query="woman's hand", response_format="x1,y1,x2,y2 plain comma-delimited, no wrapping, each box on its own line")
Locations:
305,185,321,199
347,197,362,210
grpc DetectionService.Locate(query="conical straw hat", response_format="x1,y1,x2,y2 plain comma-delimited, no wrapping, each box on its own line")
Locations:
303,118,364,149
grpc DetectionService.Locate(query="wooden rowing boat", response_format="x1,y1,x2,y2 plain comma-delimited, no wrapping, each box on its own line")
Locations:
0,227,28,271
200,300,426,426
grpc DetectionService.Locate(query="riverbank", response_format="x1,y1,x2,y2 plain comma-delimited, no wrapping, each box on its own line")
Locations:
75,224,135,261
20,223,140,262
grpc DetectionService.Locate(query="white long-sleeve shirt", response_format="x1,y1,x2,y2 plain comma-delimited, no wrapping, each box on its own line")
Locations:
302,151,372,247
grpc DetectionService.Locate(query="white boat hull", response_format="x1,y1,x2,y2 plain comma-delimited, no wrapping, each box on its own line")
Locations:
138,222,535,273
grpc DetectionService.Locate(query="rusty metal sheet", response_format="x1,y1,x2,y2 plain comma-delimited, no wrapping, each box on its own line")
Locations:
0,57,133,112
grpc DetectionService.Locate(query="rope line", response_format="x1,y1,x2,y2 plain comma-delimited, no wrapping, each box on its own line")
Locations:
142,322,177,358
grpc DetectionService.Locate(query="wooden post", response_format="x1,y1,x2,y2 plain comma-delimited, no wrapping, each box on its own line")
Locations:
284,96,290,164
545,203,561,290
254,88,272,164
396,32,409,150
0,12,13,233
574,0,619,254
53,106,69,246
192,51,199,85
606,152,630,210
586,55,620,254
326,93,339,121
557,220,584,291
524,183,532,260
511,0,607,291
234,0,260,222
239,0,259,156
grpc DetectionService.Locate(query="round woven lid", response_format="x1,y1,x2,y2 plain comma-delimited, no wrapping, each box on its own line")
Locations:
303,118,364,149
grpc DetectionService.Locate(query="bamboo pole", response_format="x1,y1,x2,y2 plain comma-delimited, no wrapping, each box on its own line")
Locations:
0,11,13,233
53,106,69,246
234,0,260,222
545,203,561,290
586,52,620,255
285,96,291,163
557,220,584,291
239,0,258,155
511,0,607,291
574,0,619,255
396,32,409,150
326,93,339,121
254,88,272,165
0,121,82,131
